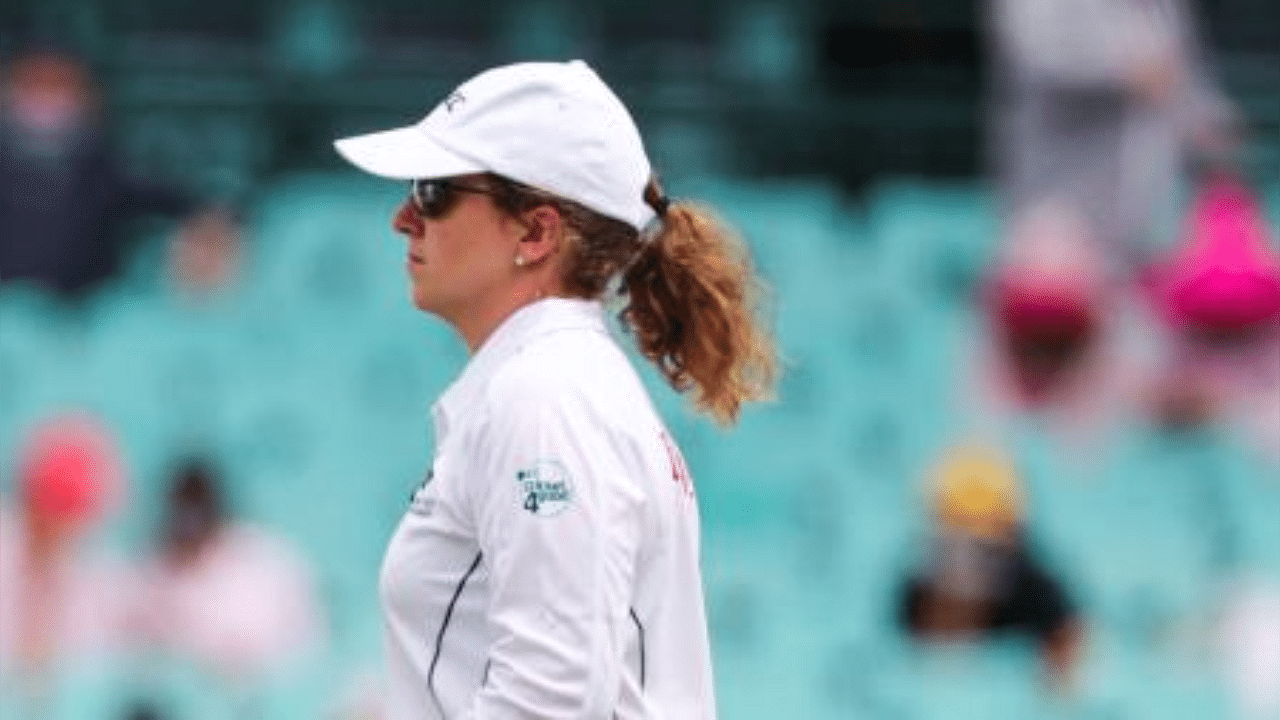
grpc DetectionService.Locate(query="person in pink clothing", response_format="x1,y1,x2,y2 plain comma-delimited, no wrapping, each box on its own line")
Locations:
132,457,326,682
1145,172,1280,447
0,414,131,696
967,200,1156,451
983,202,1110,409
1154,172,1280,339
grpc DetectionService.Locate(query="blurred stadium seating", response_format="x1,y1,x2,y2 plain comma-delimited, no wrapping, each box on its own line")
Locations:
3,170,1278,719
2,0,1278,717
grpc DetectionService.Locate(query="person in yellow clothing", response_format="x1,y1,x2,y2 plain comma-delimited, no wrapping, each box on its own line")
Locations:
896,445,1084,689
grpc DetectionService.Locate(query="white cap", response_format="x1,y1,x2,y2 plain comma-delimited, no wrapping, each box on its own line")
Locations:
333,60,657,230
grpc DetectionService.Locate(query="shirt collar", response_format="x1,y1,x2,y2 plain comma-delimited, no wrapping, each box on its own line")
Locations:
434,297,607,436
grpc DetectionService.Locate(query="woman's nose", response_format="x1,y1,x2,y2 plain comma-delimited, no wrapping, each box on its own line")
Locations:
393,201,421,237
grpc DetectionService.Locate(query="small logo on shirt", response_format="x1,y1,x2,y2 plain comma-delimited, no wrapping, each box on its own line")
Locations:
516,460,574,517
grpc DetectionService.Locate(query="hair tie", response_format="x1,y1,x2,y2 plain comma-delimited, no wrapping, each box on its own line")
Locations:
644,177,671,220
652,194,671,218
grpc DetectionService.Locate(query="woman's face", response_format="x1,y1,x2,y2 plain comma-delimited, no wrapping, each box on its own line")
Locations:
392,176,521,320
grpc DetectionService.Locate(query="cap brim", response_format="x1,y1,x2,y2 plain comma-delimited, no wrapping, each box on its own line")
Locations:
333,126,485,180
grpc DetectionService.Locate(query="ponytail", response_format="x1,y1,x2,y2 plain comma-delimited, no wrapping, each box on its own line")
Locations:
622,199,779,426
488,173,780,425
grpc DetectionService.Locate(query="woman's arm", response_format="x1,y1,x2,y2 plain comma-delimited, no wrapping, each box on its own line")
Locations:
465,384,642,720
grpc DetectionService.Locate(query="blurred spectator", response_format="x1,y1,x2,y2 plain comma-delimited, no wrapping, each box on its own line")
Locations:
986,0,1239,269
1151,172,1280,341
0,45,240,303
969,200,1153,450
165,211,242,302
0,414,130,686
132,458,326,682
896,445,1084,690
984,201,1111,408
1144,171,1280,449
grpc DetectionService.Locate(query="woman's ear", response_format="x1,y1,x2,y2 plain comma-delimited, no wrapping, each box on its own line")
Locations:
515,205,564,265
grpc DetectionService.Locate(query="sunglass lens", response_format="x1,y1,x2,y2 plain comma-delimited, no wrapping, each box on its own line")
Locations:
411,179,451,218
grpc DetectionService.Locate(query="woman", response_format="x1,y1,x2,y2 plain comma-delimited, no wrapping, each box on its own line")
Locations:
333,60,778,719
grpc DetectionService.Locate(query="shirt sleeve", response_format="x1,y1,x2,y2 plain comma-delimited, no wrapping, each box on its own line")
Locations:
462,383,643,720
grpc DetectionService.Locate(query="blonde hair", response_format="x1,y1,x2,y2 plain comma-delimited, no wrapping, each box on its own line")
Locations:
490,175,779,425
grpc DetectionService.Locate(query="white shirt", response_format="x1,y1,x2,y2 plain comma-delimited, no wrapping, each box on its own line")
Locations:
379,298,715,720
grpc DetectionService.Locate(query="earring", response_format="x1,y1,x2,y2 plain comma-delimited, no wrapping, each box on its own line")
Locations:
514,256,525,267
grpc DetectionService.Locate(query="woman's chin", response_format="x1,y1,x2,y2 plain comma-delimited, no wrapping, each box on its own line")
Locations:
411,287,433,313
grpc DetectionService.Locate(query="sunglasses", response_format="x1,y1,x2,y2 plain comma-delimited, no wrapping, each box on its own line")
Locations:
408,177,500,219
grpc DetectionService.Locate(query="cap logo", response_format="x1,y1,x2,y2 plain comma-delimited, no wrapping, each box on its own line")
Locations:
443,92,466,113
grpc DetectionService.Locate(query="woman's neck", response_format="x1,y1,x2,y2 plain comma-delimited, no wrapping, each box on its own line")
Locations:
453,293,543,354
452,280,567,354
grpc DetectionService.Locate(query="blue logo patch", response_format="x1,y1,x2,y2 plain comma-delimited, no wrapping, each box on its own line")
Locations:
516,460,574,517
